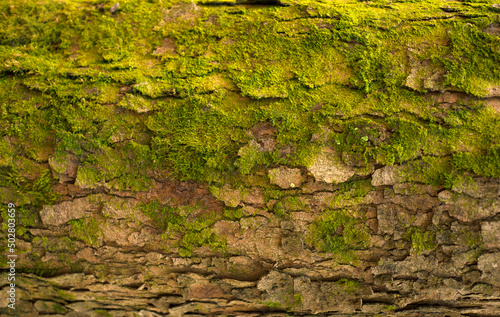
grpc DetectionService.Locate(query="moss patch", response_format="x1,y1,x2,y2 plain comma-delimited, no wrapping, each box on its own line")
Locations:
0,0,498,189
140,201,227,257
308,208,370,264
68,217,103,247
0,0,499,271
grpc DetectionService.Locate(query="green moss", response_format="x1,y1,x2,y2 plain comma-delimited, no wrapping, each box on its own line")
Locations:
140,200,184,231
30,169,59,205
0,205,38,239
441,22,500,96
45,236,76,253
336,278,360,294
148,95,247,181
263,188,289,201
17,207,38,237
405,156,454,187
233,64,292,99
56,290,76,301
381,118,429,164
464,231,483,249
263,301,284,310
94,310,113,317
0,164,58,207
451,228,483,256
141,201,227,257
22,259,60,277
0,138,13,166
322,179,373,209
223,208,245,220
273,195,307,217
384,305,398,311
75,141,157,191
178,228,227,257
452,146,500,177
52,303,68,314
308,209,370,264
262,292,303,310
348,42,403,94
68,217,103,247
236,143,269,175
94,263,113,281
405,227,437,255
2,3,494,182
117,94,157,113
1,0,500,268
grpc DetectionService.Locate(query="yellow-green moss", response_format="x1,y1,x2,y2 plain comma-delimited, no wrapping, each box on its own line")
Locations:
141,201,227,257
0,0,498,213
68,217,103,247
308,208,370,264
405,227,437,255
